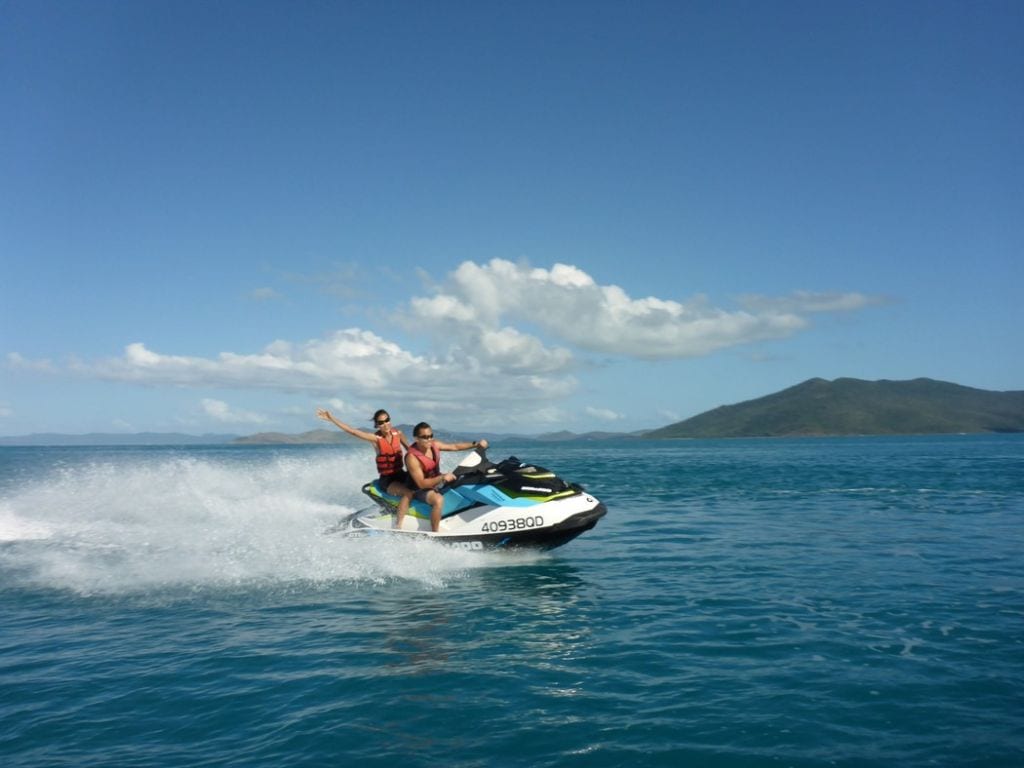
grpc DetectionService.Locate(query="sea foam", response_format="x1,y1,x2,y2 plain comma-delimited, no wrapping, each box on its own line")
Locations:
0,447,520,595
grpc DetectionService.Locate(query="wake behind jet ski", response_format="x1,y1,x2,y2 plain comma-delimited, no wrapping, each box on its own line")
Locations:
339,447,607,550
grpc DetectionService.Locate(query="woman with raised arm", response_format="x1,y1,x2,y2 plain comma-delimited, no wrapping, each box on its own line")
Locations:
316,408,415,529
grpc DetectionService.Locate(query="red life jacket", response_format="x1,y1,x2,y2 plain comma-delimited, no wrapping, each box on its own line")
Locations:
406,443,440,479
375,433,404,478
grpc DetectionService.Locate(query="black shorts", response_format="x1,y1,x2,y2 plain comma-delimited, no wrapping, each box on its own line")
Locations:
380,470,409,488
413,487,437,503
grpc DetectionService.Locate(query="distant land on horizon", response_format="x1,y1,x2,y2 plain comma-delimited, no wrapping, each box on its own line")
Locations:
646,377,1024,438
2,378,1022,445
232,427,647,445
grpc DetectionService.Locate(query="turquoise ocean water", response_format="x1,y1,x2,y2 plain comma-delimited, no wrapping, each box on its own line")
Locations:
1,436,1022,766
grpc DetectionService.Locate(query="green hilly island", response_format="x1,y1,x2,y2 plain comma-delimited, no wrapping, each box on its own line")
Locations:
646,378,1024,438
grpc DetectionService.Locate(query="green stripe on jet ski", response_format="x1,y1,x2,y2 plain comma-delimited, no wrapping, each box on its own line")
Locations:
500,488,578,502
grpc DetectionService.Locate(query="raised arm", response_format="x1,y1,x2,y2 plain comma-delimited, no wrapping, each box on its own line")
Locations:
316,409,378,444
434,437,489,452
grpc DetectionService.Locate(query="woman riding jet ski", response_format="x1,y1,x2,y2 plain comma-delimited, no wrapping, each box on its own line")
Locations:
343,447,607,550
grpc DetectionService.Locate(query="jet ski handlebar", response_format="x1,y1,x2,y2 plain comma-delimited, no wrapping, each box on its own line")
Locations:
447,447,504,489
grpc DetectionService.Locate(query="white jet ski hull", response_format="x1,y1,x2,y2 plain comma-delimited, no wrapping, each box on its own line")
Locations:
344,490,607,550
337,449,607,550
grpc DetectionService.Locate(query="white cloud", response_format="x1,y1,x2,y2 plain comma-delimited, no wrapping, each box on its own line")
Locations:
738,291,885,314
514,406,567,426
409,259,874,360
6,352,57,373
0,403,12,418
24,259,878,430
200,399,269,425
75,330,424,392
69,328,578,427
585,406,624,421
477,327,573,373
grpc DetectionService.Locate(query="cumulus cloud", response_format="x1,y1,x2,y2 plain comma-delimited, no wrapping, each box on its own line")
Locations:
21,259,878,429
69,328,578,427
74,330,423,392
409,259,873,360
476,327,574,373
201,399,269,424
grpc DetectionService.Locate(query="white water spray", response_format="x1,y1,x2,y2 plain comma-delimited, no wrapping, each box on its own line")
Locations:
0,448,529,595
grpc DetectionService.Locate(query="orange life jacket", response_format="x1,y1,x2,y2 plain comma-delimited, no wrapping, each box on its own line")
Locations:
375,433,404,478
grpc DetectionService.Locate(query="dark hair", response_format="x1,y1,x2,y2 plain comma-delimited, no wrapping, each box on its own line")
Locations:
372,409,389,423
413,421,431,438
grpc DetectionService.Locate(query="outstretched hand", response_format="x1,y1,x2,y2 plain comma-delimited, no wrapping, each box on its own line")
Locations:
316,408,332,422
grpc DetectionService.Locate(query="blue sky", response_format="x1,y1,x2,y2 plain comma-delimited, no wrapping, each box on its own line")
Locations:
2,0,1022,436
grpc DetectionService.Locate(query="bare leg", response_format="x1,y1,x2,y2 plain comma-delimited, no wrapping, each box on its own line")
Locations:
389,481,412,530
429,491,443,532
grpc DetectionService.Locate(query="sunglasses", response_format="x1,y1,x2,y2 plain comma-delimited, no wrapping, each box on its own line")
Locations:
375,418,390,426
416,433,434,440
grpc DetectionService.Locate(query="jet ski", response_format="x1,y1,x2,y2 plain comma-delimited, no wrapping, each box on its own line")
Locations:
339,447,607,550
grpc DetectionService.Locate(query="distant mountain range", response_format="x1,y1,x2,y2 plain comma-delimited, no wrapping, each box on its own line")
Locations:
0,426,638,446
645,377,1024,438
231,428,645,445
3,378,1021,445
